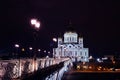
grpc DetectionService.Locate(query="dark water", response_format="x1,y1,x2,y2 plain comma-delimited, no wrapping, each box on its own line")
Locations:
62,72,120,80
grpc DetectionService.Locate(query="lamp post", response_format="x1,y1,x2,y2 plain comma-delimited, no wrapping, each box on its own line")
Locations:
14,44,21,77
38,49,41,57
30,18,40,71
52,38,57,58
29,47,33,58
14,44,19,58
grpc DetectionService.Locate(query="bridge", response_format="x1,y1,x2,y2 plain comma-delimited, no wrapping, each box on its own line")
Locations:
0,57,72,80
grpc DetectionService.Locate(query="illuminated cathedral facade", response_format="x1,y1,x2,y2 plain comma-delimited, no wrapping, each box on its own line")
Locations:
53,31,89,62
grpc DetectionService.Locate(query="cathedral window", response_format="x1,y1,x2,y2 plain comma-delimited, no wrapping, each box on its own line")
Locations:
80,52,82,55
75,51,77,56
85,52,87,56
67,37,69,41
59,41,61,44
72,37,74,42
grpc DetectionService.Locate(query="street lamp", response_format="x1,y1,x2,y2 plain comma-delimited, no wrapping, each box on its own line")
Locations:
53,38,57,42
48,51,50,54
44,50,46,53
29,47,33,58
38,49,41,52
31,19,37,25
14,44,21,77
30,18,41,71
52,38,57,58
37,49,41,57
30,18,40,31
14,44,20,58
29,47,33,50
15,44,20,48
21,48,25,52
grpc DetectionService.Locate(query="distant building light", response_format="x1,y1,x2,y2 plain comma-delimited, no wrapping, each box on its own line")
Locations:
102,57,108,60
97,58,100,61
97,58,102,62
113,61,115,64
46,56,49,58
89,56,93,59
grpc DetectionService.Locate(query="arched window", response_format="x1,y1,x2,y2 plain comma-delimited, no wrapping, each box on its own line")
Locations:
85,52,87,56
80,52,82,55
70,37,71,42
75,51,77,56
72,37,74,42
67,37,69,42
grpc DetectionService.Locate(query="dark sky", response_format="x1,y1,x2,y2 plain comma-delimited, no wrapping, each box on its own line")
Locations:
0,0,120,56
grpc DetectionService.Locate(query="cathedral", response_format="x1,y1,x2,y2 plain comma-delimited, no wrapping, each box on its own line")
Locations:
53,30,89,62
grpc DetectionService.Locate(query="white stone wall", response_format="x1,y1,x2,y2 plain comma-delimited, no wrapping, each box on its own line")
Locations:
53,31,89,62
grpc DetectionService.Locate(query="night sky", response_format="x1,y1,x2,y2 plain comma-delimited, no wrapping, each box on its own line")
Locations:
0,0,120,56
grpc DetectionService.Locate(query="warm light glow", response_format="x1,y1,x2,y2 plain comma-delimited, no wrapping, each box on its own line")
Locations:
113,61,115,64
83,62,85,64
89,66,92,69
53,38,57,42
99,66,102,69
77,65,80,70
97,68,101,71
15,44,19,48
22,48,25,51
83,66,88,69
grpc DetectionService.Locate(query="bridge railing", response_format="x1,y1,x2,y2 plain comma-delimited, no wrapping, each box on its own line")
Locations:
0,58,70,79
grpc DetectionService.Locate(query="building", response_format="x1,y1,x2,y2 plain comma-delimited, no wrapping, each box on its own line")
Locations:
53,31,89,62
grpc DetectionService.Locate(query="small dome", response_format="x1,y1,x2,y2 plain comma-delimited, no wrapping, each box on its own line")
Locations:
65,21,76,33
